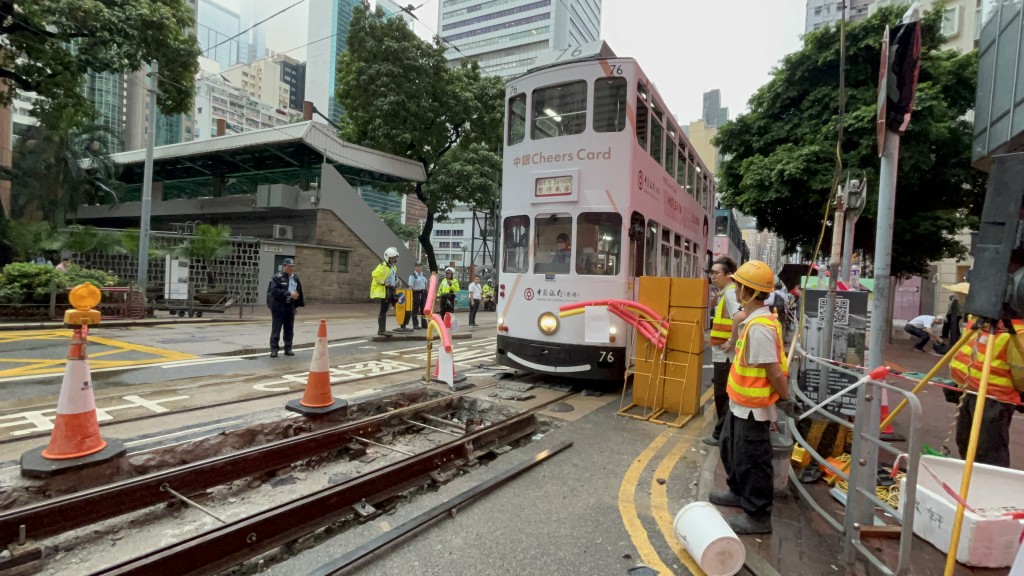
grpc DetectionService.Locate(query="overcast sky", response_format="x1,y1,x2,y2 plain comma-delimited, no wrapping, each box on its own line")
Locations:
221,0,807,123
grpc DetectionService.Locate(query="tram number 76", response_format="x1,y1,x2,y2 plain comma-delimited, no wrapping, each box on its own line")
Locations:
599,351,615,364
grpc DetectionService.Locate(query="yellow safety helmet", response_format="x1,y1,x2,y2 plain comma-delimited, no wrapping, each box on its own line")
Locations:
732,260,775,294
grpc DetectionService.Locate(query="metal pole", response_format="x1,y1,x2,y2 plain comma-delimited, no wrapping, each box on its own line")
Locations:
847,128,900,546
819,186,845,404
137,61,159,289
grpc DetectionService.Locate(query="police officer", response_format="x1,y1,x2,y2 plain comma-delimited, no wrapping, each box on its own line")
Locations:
266,257,304,357
405,262,428,330
371,248,399,336
437,266,460,317
482,280,496,312
710,260,788,535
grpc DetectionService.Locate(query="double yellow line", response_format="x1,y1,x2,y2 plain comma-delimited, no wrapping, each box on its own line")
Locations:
617,388,715,575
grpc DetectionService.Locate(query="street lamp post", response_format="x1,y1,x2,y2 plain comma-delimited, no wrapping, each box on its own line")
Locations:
461,244,469,284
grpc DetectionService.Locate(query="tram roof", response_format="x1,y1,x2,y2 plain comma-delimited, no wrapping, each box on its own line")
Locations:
524,41,619,76
110,121,426,186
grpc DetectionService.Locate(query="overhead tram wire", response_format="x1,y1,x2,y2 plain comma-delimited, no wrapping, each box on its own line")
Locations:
194,30,340,85
202,0,307,56
400,3,468,59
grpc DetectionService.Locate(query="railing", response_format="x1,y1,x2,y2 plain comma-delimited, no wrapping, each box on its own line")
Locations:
0,285,147,322
789,344,922,576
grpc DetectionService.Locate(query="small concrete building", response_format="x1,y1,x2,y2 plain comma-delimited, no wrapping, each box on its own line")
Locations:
76,121,425,306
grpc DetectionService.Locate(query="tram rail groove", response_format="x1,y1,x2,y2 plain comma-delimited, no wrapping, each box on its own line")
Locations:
90,394,573,576
0,381,510,546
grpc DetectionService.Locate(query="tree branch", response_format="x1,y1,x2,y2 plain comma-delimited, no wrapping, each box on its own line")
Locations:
0,67,38,92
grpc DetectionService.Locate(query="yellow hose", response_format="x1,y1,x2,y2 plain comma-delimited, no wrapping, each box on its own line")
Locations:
944,323,998,575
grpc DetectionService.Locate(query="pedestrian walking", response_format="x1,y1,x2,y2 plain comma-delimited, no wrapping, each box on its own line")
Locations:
266,258,304,357
904,314,944,352
468,275,482,327
371,248,400,336
703,256,744,447
710,259,788,535
404,263,427,330
944,294,963,344
436,266,459,317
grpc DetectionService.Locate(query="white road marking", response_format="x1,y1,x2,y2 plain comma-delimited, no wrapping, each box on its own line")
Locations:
124,420,245,447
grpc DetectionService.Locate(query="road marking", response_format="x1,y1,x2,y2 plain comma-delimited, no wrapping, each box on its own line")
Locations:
651,431,706,575
618,428,675,576
0,393,191,438
0,330,198,378
124,420,246,447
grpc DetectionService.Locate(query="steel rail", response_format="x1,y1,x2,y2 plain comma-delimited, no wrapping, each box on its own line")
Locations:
0,384,492,545
91,408,549,576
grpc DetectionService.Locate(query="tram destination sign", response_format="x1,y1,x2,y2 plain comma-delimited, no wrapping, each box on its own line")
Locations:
535,175,573,198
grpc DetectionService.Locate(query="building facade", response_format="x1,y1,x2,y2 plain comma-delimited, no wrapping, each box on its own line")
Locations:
194,73,296,139
701,89,729,129
306,0,363,124
197,0,244,71
438,0,603,79
805,0,874,33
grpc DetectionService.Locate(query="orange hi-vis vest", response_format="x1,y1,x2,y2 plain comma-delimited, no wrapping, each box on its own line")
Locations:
950,330,1020,404
727,314,789,408
710,283,737,345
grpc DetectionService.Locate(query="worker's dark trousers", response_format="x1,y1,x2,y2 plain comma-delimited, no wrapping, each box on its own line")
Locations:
956,394,1015,468
720,411,773,519
711,360,732,439
376,298,390,333
412,290,426,328
270,306,295,352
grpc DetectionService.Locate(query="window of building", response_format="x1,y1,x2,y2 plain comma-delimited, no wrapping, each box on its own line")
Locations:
436,229,452,237
508,93,527,145
814,5,822,15
593,77,627,132
503,215,530,273
439,241,451,248
534,214,572,274
322,250,333,272
451,230,464,237
336,251,349,273
941,6,960,36
532,81,587,139
645,219,659,276
576,212,622,275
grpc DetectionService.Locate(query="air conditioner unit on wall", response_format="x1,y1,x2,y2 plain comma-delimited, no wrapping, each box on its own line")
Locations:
273,224,293,240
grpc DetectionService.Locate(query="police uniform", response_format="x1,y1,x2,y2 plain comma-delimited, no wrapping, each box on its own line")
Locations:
266,260,304,356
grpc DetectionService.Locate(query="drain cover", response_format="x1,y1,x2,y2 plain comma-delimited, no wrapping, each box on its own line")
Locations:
547,402,575,413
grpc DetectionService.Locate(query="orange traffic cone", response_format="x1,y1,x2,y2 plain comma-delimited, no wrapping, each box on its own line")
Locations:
879,388,904,441
21,326,126,478
286,320,347,416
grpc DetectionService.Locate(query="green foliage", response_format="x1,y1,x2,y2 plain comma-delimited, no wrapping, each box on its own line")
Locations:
335,5,504,271
56,225,126,256
381,212,420,242
3,219,59,261
5,124,124,226
0,262,118,304
120,229,166,261
714,4,984,276
173,224,233,288
0,0,200,132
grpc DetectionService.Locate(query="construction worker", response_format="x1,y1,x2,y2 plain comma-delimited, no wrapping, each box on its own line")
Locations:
437,266,460,317
710,259,788,535
703,256,745,447
371,247,400,336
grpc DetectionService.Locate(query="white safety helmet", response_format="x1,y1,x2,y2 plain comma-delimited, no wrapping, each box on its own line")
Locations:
444,266,455,275
384,247,399,259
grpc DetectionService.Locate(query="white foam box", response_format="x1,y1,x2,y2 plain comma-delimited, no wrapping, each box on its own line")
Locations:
898,455,1024,568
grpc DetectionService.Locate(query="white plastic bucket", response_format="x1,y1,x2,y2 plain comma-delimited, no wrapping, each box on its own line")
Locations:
674,502,746,576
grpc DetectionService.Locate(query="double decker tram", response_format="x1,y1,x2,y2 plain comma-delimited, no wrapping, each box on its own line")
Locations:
495,46,716,381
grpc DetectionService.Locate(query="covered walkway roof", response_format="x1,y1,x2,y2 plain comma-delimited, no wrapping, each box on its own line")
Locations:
110,121,426,186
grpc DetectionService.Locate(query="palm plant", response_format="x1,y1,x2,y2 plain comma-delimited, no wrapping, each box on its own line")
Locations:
174,224,233,289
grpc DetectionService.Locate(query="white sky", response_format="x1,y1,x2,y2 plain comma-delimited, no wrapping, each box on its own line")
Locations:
220,0,807,123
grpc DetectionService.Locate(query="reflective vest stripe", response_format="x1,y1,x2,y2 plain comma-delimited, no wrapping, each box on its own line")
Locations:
709,284,736,345
726,315,788,408
949,332,1019,403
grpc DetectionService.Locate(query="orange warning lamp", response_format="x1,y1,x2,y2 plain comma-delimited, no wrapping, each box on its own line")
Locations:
64,283,102,326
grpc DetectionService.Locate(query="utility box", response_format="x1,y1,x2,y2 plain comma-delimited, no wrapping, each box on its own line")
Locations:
164,256,190,301
256,184,300,209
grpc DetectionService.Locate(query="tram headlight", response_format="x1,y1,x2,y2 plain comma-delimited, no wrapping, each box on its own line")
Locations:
537,312,559,335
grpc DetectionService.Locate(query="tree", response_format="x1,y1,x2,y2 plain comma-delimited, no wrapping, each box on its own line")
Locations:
174,224,233,289
4,124,123,227
381,211,420,243
714,5,984,276
0,0,200,131
336,5,504,272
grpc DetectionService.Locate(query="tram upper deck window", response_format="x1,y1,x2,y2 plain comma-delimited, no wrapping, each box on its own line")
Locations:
636,85,649,150
532,82,586,140
576,213,622,276
534,214,572,274
715,216,728,236
645,220,658,276
594,77,627,133
666,133,677,177
676,146,687,188
502,215,530,273
507,93,527,145
650,120,664,167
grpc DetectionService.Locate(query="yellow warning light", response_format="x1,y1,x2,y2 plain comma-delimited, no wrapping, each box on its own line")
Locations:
69,283,101,311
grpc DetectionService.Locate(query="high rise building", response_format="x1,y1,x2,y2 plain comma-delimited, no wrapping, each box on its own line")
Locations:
278,56,307,112
82,72,125,153
378,0,415,27
197,0,244,71
305,0,363,124
701,89,730,129
239,3,268,64
193,72,298,140
438,0,603,79
805,0,874,33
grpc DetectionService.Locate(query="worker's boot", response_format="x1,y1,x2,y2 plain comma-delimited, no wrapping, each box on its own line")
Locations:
709,490,742,508
727,513,772,535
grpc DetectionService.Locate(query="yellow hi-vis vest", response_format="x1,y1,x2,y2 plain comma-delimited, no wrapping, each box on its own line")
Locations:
369,261,393,300
710,283,737,345
727,314,789,408
950,331,1020,404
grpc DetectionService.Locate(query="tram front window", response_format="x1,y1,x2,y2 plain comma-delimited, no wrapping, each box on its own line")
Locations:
532,81,587,140
534,214,572,274
508,93,527,145
502,216,530,273
576,213,622,275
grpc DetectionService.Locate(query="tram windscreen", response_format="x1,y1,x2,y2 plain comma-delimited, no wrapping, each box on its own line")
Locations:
532,81,586,140
534,214,572,274
508,94,527,145
576,213,622,276
502,216,530,273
